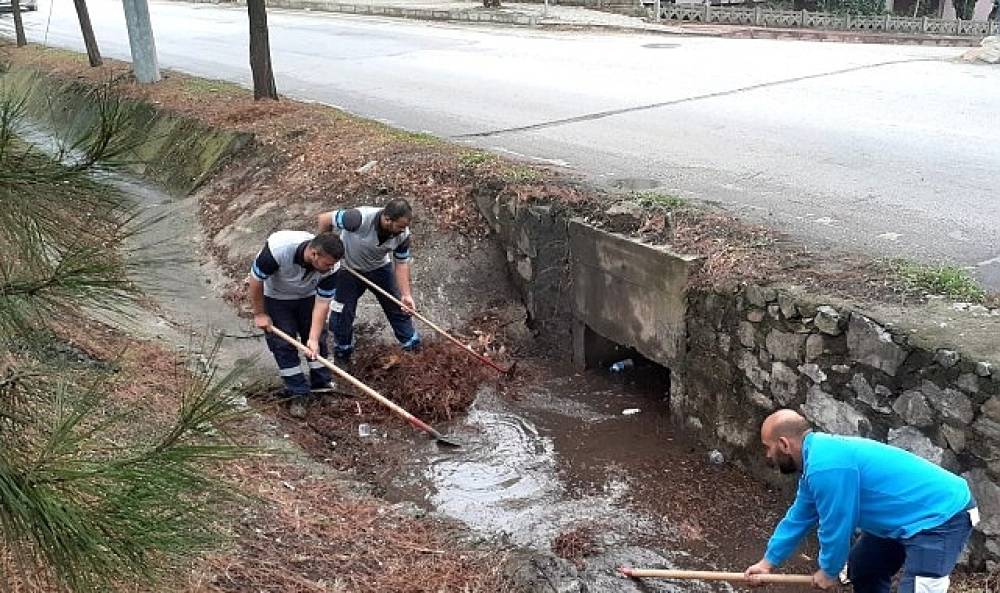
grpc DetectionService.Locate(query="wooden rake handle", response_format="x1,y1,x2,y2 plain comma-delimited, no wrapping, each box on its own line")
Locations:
268,326,446,440
341,266,512,375
619,568,813,584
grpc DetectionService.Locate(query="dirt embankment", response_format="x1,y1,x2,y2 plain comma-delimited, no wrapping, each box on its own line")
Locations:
14,316,518,593
9,45,983,318
2,46,529,593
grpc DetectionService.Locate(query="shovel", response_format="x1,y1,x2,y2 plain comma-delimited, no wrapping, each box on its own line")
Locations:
269,326,463,448
342,266,516,376
619,567,813,585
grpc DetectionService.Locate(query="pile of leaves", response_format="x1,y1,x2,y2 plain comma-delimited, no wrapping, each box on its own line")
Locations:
352,339,497,423
551,526,598,565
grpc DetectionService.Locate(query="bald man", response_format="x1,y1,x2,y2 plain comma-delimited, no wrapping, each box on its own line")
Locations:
745,410,978,593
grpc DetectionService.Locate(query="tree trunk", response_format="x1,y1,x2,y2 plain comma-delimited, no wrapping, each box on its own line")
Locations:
11,0,27,47
73,0,103,66
248,0,278,101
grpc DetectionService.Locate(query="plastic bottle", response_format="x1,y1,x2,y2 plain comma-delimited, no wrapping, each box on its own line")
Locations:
708,449,724,465
609,358,635,373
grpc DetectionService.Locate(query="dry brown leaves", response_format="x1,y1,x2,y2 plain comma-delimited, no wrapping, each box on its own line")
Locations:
23,312,519,593
352,340,496,423
0,546,59,593
953,569,1000,593
670,210,790,288
550,526,598,565
187,457,519,593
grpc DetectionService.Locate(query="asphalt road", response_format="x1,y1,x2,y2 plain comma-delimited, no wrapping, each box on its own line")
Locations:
4,0,999,288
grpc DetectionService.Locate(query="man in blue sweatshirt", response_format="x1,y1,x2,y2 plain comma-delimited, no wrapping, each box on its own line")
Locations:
745,409,978,593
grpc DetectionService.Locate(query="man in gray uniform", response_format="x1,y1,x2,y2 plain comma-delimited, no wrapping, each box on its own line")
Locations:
249,230,344,418
317,198,419,364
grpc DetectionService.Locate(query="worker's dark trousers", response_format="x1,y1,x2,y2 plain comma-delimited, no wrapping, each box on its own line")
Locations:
328,264,419,359
263,296,331,397
847,501,976,593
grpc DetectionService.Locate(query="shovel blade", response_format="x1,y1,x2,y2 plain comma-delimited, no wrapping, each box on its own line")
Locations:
434,434,464,448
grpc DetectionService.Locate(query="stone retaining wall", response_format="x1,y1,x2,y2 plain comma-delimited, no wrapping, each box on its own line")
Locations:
681,287,1000,567
475,190,1000,569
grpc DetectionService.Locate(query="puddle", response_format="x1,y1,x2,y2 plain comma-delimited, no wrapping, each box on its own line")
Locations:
396,388,659,551
375,363,800,592
387,368,698,550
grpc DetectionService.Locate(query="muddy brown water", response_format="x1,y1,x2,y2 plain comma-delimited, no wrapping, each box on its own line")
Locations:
368,364,812,593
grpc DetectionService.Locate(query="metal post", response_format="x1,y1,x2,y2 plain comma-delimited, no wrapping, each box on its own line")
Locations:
654,0,661,21
921,15,928,31
543,0,548,19
121,0,160,83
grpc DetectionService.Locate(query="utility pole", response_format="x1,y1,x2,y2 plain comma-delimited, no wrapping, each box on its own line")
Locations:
122,0,160,83
73,0,103,66
11,0,27,47
248,0,278,100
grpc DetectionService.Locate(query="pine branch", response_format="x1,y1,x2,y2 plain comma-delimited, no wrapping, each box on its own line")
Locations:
0,73,256,593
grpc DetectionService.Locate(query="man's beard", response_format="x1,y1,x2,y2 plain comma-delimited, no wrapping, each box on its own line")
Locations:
776,452,798,474
379,219,403,237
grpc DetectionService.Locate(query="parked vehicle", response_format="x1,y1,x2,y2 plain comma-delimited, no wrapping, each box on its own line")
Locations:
0,0,38,11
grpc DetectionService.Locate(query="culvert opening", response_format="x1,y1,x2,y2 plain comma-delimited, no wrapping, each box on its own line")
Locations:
579,323,671,402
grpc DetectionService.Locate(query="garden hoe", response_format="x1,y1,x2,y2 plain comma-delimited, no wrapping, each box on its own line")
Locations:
342,266,516,377
270,326,463,448
619,567,813,585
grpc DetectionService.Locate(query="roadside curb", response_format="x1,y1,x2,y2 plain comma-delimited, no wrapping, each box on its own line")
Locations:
176,0,983,45
187,0,541,25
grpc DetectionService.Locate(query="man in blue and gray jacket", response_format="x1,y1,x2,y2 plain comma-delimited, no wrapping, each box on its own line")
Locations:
317,198,420,364
249,230,344,418
745,409,978,593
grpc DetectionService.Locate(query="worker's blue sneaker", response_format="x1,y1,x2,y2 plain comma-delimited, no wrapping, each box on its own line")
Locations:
400,333,422,352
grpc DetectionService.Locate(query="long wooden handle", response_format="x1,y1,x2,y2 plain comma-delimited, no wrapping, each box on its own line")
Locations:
620,568,813,584
342,266,510,374
268,326,443,439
